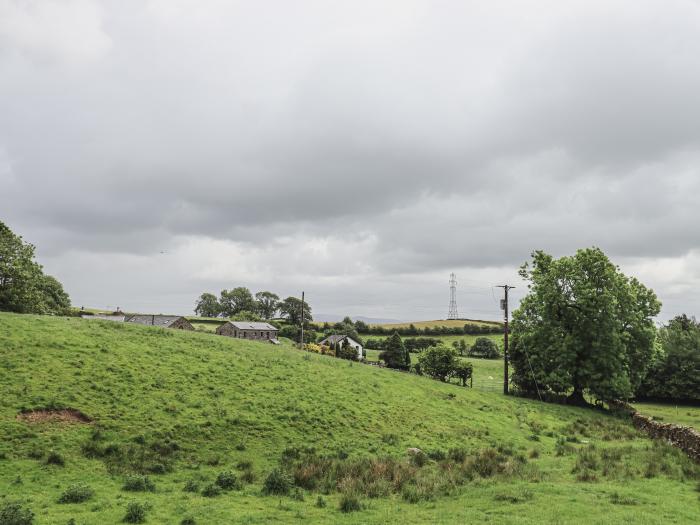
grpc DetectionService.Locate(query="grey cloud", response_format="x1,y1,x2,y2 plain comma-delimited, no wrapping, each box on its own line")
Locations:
2,0,700,319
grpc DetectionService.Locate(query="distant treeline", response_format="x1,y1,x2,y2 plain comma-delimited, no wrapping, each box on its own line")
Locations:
365,337,442,352
359,323,502,337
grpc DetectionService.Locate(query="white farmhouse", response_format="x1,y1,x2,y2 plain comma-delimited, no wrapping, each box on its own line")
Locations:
319,334,363,359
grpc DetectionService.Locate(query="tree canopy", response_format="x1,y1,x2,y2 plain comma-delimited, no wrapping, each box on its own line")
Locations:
468,337,500,359
219,287,256,317
194,293,221,317
278,296,312,325
380,332,410,370
638,314,700,402
416,344,457,382
255,291,280,319
510,248,660,404
0,221,70,314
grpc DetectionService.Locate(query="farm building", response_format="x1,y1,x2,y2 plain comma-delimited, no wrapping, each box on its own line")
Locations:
125,315,194,330
319,334,363,359
216,321,279,343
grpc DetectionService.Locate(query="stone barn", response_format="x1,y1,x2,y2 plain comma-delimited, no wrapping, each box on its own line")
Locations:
216,321,279,343
125,315,194,330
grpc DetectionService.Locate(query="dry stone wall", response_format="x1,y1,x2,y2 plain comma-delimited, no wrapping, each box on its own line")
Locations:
610,400,700,463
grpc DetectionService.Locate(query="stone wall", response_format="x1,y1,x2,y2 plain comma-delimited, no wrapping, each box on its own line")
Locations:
609,400,700,463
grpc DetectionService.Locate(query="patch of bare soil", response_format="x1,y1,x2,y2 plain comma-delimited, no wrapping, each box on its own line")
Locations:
17,408,92,424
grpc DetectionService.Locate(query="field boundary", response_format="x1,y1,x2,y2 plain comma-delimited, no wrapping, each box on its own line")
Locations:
611,401,700,462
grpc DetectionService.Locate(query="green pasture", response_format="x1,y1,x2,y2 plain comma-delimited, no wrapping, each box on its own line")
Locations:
1,313,699,524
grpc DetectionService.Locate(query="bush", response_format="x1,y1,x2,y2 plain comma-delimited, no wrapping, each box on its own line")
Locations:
58,484,94,504
201,484,222,498
0,502,34,525
180,519,196,525
417,345,457,381
46,451,65,466
182,480,199,493
338,493,362,513
123,502,147,523
235,460,253,471
315,496,327,508
215,471,240,490
262,468,292,495
122,475,155,492
468,337,501,359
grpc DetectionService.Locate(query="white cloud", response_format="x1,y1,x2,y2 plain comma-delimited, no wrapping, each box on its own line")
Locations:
0,0,111,64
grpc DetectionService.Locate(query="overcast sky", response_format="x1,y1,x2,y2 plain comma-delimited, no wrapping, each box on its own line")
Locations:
2,0,700,321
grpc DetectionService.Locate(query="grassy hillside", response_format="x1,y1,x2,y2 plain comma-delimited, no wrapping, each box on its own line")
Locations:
1,313,699,524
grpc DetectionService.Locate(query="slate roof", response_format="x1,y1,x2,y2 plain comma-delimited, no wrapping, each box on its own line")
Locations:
228,321,278,331
82,314,126,322
125,315,185,327
319,334,361,346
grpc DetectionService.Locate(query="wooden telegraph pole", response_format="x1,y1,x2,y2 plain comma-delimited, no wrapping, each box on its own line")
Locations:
299,291,305,350
497,285,515,395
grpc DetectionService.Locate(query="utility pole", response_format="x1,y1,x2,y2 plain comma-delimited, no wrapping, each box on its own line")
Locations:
299,291,305,350
497,285,515,395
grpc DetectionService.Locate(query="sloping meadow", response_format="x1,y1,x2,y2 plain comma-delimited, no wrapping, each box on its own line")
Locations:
0,313,699,524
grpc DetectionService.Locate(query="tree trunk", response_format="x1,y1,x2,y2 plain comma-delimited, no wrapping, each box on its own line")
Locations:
567,387,588,407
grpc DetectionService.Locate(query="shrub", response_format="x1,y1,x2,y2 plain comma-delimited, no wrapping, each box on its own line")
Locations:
58,484,94,504
236,460,253,471
262,469,292,495
290,488,305,501
315,496,327,508
123,502,147,523
182,480,199,493
122,475,155,492
46,451,65,466
338,493,362,513
410,451,428,467
201,484,222,498
427,449,446,461
180,519,196,525
0,502,34,525
241,470,256,483
215,471,240,490
468,337,501,359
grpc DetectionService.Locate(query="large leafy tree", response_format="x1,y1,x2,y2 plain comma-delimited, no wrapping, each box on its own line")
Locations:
416,344,456,381
278,296,312,325
638,315,700,402
219,287,256,317
0,221,70,314
194,292,221,317
380,332,410,370
510,248,660,404
255,291,280,319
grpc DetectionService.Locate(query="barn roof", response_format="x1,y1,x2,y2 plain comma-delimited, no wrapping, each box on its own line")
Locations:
125,315,186,327
228,321,278,331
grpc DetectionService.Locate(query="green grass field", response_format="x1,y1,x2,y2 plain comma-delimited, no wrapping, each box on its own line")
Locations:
632,402,700,430
1,313,699,524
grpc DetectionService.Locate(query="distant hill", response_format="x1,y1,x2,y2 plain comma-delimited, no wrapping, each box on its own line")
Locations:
314,313,404,324
1,312,698,524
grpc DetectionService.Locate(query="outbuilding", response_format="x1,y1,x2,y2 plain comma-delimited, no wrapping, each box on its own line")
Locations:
125,315,194,330
216,321,279,343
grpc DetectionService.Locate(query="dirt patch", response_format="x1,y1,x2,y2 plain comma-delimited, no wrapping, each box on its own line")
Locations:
17,408,92,424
